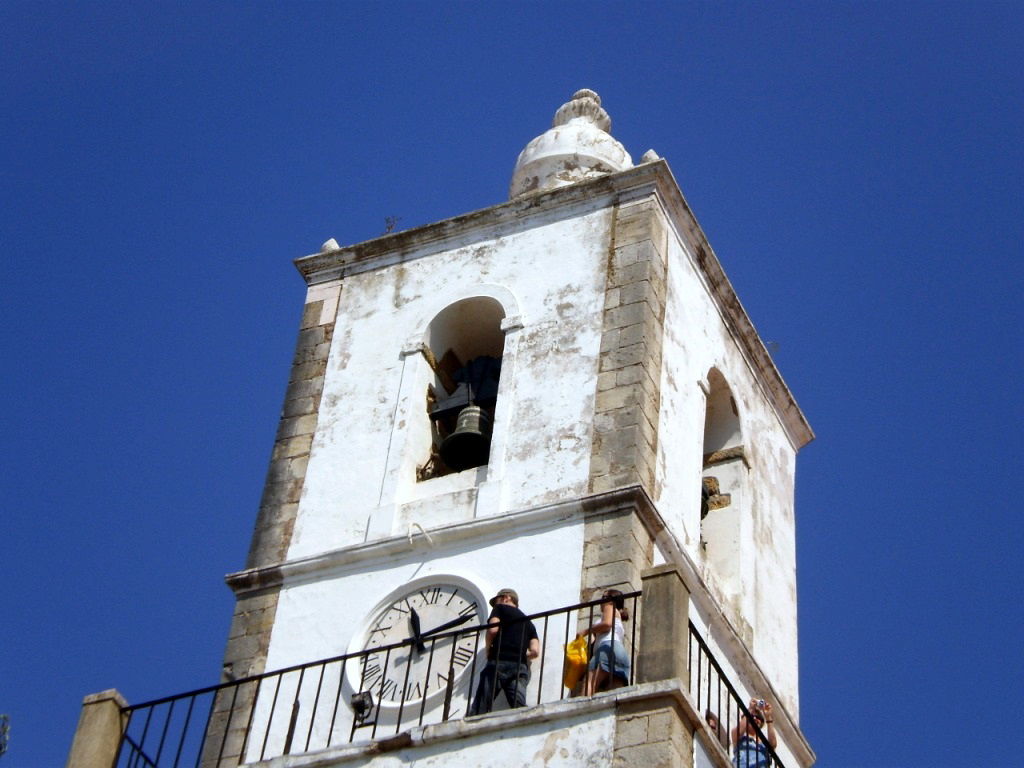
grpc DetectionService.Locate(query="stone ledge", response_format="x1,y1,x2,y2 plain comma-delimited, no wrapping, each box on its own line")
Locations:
702,445,749,469
81,689,127,707
227,495,585,594
247,680,691,768
228,487,658,595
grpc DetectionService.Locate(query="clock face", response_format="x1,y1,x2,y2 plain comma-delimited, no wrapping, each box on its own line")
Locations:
351,579,487,711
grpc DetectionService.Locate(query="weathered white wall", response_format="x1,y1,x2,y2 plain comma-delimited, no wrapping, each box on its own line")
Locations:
655,223,801,714
337,709,615,768
269,518,583,659
695,736,717,768
288,203,612,559
258,198,615,760
255,511,585,758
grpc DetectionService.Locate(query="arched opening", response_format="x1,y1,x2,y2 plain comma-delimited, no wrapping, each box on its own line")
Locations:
417,297,506,480
700,368,746,597
702,368,742,456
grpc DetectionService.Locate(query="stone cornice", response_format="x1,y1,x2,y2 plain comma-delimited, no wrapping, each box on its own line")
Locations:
294,162,812,450
224,487,653,594
293,173,626,285
225,496,586,594
629,162,814,450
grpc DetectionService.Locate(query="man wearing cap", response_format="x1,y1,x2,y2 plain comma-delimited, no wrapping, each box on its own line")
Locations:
468,588,540,715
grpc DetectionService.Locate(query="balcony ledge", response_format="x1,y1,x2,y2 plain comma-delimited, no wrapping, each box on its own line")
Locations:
245,679,719,768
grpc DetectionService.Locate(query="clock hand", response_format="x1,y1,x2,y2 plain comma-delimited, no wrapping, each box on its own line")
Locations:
408,607,427,654
420,613,473,639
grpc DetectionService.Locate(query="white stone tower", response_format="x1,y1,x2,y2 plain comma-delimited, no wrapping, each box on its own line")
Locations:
209,89,815,767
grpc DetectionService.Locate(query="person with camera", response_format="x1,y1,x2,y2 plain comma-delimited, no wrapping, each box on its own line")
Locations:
731,697,777,768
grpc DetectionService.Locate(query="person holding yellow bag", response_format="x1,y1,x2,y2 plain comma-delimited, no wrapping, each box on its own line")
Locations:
562,634,589,689
576,589,631,696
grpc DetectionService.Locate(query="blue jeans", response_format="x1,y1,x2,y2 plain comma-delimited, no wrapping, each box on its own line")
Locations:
589,640,631,681
469,660,530,714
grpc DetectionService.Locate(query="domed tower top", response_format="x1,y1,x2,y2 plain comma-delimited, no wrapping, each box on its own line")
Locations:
509,89,634,199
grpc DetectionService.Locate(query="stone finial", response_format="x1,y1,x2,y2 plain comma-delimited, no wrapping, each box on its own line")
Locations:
509,89,634,199
320,238,340,252
552,89,612,133
641,149,660,163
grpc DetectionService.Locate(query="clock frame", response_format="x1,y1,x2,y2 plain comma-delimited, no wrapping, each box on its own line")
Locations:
347,576,488,713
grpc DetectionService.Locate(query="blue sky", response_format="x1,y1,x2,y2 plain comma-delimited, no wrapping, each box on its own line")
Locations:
2,2,1022,765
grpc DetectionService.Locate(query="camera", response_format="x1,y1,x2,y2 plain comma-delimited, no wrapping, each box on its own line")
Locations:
756,699,766,710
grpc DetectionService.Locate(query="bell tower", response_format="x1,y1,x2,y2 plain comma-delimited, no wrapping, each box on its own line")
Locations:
202,89,815,767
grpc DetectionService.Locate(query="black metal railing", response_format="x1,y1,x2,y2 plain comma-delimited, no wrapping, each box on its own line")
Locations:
115,592,640,767
688,621,785,768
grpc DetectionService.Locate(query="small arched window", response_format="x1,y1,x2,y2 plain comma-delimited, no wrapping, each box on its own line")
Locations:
417,297,505,480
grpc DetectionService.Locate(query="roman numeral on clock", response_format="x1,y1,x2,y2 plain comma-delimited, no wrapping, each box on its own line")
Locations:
404,681,423,700
360,659,382,688
452,644,474,668
419,587,442,604
379,677,398,700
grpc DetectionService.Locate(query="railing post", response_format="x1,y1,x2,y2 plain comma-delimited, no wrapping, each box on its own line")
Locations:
65,689,128,768
613,566,693,768
637,564,690,684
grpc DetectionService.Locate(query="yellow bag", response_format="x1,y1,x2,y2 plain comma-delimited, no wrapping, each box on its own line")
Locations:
563,635,589,689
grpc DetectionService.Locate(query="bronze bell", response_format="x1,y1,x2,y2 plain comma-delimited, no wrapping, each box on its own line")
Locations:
440,405,492,471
